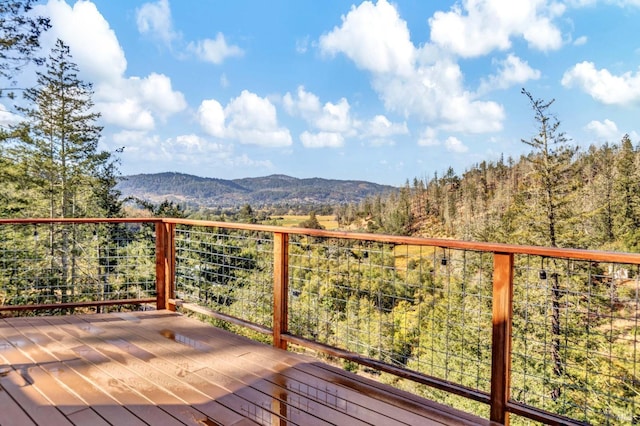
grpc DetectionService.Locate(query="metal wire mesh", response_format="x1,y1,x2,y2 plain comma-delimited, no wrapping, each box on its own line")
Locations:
512,255,640,425
0,222,156,311
288,236,494,400
174,225,274,329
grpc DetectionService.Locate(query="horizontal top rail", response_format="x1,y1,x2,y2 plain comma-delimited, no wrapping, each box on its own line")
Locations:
3,217,640,264
0,217,162,225
165,218,640,264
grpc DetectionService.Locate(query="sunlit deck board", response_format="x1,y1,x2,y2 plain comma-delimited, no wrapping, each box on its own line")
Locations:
0,311,493,426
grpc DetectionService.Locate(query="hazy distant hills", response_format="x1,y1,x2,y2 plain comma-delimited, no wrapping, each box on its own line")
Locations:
116,172,397,208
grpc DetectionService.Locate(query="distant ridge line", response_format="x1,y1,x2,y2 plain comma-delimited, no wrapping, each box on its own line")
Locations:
116,172,397,208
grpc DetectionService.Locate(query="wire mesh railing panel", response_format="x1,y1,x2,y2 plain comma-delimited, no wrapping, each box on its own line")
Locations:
174,225,274,329
288,237,494,398
0,222,156,311
511,255,640,425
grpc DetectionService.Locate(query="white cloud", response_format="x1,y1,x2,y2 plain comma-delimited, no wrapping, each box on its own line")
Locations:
138,73,187,117
319,0,415,76
573,35,588,46
585,119,620,141
360,114,408,145
417,129,467,152
136,0,179,46
188,33,244,64
110,130,160,158
417,127,440,147
284,86,358,136
99,99,155,131
429,0,564,58
478,54,541,93
316,98,353,133
300,131,345,148
111,130,272,172
444,136,468,153
561,61,640,105
283,86,322,121
198,91,292,147
198,99,226,138
319,1,505,134
36,0,187,131
37,0,126,83
0,103,22,126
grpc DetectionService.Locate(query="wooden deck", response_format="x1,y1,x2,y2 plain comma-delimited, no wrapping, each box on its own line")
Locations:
0,311,493,426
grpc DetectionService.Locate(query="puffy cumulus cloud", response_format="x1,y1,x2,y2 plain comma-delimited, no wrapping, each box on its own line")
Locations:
319,2,505,134
585,119,619,141
300,131,345,148
444,136,469,153
376,62,505,133
37,0,187,131
284,86,360,142
198,91,292,147
137,73,187,117
198,99,226,138
319,0,415,76
136,0,179,46
429,0,564,58
94,72,185,128
362,115,408,138
283,86,322,122
36,0,126,83
137,0,241,65
478,54,541,94
360,115,408,145
315,98,353,133
188,33,244,64
99,99,155,131
561,62,640,105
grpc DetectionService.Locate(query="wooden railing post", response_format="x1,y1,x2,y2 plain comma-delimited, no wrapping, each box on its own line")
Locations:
273,232,289,350
490,252,514,425
155,221,176,311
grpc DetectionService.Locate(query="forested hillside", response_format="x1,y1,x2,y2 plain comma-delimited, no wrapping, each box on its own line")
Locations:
117,172,396,210
338,122,639,253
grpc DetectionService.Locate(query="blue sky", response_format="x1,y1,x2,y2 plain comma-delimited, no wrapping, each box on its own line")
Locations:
3,0,640,186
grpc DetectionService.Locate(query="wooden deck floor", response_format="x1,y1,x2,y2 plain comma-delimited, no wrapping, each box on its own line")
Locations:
0,311,492,426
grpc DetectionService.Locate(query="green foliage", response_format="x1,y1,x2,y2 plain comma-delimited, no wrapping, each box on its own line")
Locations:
4,39,119,219
298,211,324,229
0,0,50,90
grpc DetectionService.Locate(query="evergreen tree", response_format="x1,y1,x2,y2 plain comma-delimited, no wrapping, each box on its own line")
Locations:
614,134,640,251
520,88,578,401
8,39,115,218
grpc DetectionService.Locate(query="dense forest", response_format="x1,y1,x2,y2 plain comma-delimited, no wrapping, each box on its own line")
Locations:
1,3,638,425
336,131,639,253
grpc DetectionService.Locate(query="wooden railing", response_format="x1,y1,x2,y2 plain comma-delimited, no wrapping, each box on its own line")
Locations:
2,217,639,425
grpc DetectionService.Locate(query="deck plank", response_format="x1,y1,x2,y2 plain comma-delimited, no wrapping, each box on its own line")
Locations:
0,311,494,425
100,314,403,426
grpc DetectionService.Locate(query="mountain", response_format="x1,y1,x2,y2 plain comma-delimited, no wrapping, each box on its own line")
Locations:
116,172,397,208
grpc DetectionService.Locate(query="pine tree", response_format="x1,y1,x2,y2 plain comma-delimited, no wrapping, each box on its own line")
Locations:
5,39,121,306
9,39,111,218
520,88,578,401
614,134,640,251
